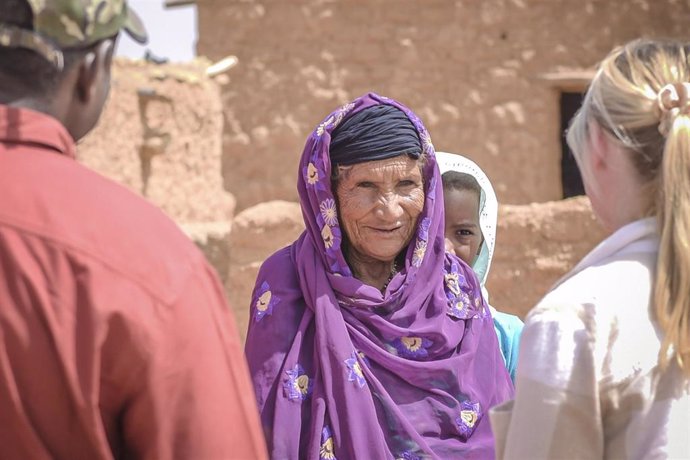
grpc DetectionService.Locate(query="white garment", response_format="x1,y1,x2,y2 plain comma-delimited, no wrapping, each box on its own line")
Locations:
490,217,690,459
436,151,498,287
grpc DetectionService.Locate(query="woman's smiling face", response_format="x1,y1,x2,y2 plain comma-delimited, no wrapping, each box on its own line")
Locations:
335,155,425,264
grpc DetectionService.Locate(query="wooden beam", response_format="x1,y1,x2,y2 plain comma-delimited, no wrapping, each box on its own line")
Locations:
540,69,596,92
164,0,195,8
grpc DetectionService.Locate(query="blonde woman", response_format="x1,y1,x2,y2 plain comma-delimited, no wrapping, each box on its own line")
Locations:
490,39,690,459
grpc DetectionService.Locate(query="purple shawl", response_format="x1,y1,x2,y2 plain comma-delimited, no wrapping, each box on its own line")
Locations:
245,93,513,460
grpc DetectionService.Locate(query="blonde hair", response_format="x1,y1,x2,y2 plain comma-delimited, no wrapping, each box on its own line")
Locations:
567,39,690,378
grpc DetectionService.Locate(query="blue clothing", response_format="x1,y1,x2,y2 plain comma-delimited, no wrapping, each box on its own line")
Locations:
493,311,523,383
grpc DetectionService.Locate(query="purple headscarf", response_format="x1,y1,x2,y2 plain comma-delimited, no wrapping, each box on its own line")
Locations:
245,93,513,460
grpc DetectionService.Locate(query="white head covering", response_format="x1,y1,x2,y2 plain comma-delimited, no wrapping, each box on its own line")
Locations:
436,152,498,288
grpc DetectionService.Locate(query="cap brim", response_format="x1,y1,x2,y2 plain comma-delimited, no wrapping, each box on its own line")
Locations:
123,6,148,45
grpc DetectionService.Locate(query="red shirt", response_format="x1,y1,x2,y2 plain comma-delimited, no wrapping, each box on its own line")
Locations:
0,106,267,460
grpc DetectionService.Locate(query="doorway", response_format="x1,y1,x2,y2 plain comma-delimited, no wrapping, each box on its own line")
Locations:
560,92,585,198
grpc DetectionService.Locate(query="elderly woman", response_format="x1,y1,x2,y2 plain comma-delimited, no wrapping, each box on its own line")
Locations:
245,93,513,459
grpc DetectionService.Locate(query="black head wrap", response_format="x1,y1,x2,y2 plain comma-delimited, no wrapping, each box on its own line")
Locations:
329,104,422,166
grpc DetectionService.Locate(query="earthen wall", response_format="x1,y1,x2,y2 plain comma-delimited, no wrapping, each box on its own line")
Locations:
197,0,690,210
76,1,690,337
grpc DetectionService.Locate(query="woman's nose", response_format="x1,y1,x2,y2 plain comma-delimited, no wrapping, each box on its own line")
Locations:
375,193,403,219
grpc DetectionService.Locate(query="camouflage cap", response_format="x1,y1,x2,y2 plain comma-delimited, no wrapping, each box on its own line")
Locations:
0,0,147,69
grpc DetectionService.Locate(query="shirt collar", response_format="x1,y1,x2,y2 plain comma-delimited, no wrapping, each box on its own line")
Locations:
0,104,76,159
553,217,658,290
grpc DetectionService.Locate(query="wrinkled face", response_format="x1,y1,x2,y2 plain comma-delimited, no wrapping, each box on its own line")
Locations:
335,155,425,263
443,187,483,266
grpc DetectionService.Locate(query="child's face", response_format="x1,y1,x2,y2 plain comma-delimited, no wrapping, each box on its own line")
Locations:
443,188,483,267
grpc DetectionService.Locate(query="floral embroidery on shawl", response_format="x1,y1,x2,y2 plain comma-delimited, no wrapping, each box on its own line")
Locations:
444,261,481,320
444,269,467,296
321,225,335,249
304,155,329,192
333,102,355,127
320,425,336,460
412,240,427,267
392,336,433,360
284,364,313,402
448,291,472,319
254,281,280,322
306,162,320,185
306,132,352,276
315,210,349,275
357,351,371,367
317,116,335,137
345,352,367,388
320,198,338,226
420,130,434,156
410,217,432,268
455,401,482,440
316,102,355,137
319,220,342,254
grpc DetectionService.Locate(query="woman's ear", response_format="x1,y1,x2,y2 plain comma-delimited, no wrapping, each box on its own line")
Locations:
587,121,613,172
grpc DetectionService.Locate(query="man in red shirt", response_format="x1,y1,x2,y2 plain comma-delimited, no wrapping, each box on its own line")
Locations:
0,1,267,459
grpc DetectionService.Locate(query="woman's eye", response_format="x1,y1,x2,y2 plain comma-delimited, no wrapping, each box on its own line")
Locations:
398,180,417,187
357,181,375,188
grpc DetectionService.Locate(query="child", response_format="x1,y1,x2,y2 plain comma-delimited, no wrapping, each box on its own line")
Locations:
437,151,523,382
442,171,484,268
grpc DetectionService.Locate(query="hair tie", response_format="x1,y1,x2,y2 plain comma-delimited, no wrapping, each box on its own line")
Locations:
657,82,690,137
